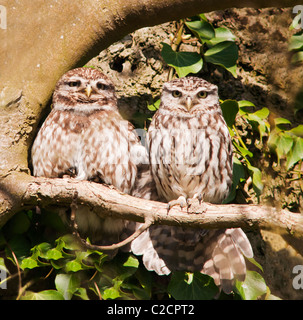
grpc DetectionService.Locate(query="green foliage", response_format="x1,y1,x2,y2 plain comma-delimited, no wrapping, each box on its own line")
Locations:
235,271,267,300
268,118,303,170
161,15,238,77
289,32,303,63
168,272,219,300
0,211,153,300
161,43,203,78
289,15,303,114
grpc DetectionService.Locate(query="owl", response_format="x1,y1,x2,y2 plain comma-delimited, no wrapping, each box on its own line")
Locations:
131,77,254,294
31,67,147,246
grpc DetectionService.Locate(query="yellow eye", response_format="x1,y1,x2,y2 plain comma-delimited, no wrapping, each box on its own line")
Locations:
197,91,207,99
172,90,182,98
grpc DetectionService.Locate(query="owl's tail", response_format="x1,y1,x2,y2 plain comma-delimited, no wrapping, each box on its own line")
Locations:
131,225,253,294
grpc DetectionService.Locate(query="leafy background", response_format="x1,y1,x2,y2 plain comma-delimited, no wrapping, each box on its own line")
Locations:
1,8,303,300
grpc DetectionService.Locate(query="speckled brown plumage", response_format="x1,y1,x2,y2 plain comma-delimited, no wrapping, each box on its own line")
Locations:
32,67,148,244
131,77,253,293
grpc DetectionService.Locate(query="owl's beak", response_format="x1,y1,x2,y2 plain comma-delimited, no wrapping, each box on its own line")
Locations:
186,97,193,110
85,85,92,97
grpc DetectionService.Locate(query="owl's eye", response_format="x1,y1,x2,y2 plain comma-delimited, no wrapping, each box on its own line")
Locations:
172,90,182,98
197,91,207,99
96,82,106,90
68,81,80,87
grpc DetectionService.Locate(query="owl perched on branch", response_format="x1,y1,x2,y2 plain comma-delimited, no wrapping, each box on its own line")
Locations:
131,77,254,293
31,67,147,246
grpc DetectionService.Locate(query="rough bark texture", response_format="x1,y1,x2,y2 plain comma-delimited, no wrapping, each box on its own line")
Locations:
21,175,303,237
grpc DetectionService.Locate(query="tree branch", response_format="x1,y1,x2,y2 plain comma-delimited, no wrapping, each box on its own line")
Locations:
1,173,300,238
69,190,153,251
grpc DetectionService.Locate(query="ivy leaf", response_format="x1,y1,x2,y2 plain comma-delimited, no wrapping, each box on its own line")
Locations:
224,157,246,203
208,27,236,46
20,257,39,269
291,51,303,64
274,117,292,131
289,124,303,137
185,19,215,42
123,254,139,268
103,287,121,300
55,273,81,300
268,131,294,164
220,99,239,127
286,137,303,170
147,99,160,111
168,272,218,300
20,290,64,300
238,100,256,114
247,163,263,196
235,271,267,300
289,34,303,51
65,260,83,272
45,248,63,260
204,41,238,77
161,43,203,77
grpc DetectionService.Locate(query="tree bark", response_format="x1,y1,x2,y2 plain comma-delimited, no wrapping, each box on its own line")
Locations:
3,172,303,238
0,0,302,229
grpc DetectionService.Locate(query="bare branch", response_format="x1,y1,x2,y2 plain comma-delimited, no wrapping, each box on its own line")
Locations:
10,174,302,239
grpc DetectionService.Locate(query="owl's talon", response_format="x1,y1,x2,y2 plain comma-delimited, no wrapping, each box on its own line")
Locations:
167,196,187,213
197,193,203,205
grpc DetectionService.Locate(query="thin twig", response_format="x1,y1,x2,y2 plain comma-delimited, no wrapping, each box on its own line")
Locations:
7,243,22,298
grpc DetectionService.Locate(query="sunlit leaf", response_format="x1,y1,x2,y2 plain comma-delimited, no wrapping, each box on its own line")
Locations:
185,19,215,42
289,124,303,137
234,144,253,158
20,290,64,300
103,287,121,300
235,271,267,300
286,137,303,170
123,255,139,268
147,99,160,111
161,43,203,77
207,27,236,46
247,164,263,196
289,34,303,51
55,273,80,300
204,41,238,76
45,248,63,260
20,257,39,269
274,117,292,130
291,51,303,64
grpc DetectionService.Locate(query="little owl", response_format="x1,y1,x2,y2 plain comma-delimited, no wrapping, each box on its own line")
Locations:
131,77,254,293
31,67,147,246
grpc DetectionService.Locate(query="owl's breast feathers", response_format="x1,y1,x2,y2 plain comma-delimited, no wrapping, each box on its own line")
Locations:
32,108,139,193
148,110,233,203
